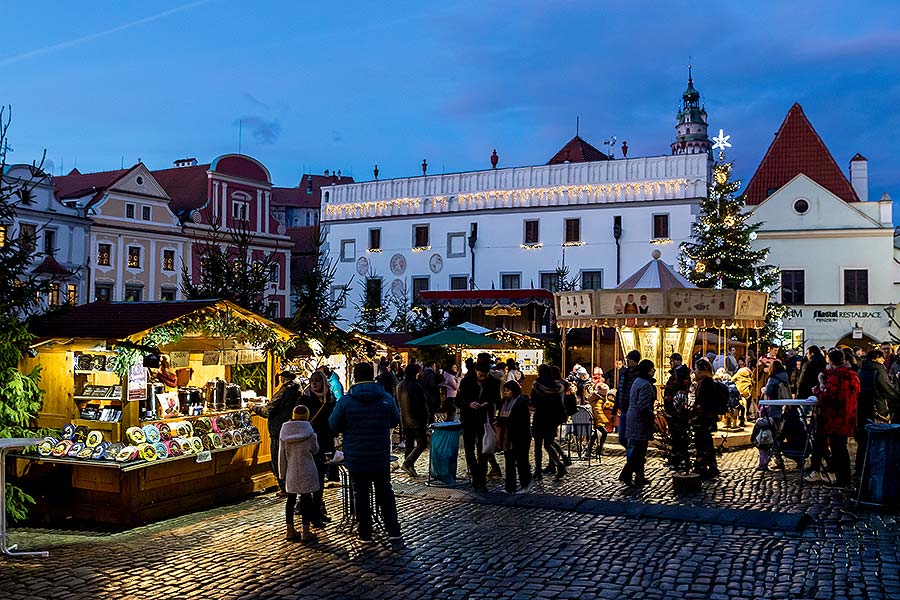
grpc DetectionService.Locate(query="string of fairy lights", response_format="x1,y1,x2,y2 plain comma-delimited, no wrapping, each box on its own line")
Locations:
322,178,693,221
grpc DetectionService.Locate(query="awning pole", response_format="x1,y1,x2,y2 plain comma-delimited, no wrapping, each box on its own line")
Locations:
591,321,596,373
561,327,567,375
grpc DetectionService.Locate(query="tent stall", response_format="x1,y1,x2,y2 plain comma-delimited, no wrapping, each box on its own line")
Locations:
554,251,769,376
15,299,295,525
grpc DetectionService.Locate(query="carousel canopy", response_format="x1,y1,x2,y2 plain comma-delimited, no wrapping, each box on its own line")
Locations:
419,289,554,308
617,252,695,290
554,251,769,329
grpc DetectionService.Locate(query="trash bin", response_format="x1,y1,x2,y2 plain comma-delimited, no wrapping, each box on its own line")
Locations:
427,421,464,487
862,423,900,507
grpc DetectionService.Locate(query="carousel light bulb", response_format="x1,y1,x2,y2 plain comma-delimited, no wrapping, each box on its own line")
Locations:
749,231,758,241
743,279,752,287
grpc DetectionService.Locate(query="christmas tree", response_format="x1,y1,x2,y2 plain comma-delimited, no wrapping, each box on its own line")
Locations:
679,136,784,340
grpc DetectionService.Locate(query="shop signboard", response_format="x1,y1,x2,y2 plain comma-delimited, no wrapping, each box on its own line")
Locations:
555,291,593,319
596,290,665,317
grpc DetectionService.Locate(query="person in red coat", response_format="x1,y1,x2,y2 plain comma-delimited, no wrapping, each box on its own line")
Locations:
806,349,859,487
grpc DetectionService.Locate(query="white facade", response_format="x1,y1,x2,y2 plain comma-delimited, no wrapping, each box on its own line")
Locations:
322,154,710,324
747,174,898,348
3,164,90,308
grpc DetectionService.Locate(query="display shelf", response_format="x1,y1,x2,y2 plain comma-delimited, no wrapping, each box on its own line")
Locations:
74,370,119,375
14,440,261,472
73,396,122,402
139,408,252,425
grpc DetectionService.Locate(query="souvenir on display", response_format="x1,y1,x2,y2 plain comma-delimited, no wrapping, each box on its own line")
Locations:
221,431,234,446
37,437,57,457
91,442,110,459
52,440,73,457
157,422,172,441
105,443,124,460
91,355,107,371
73,426,90,443
67,442,86,457
153,442,169,459
77,354,94,370
76,445,94,459
190,437,204,454
137,443,157,461
86,430,104,448
61,423,76,440
126,427,147,445
232,430,244,445
142,425,161,443
115,446,139,462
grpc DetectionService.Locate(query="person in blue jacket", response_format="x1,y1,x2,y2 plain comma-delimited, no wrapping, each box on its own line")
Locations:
322,365,345,400
328,362,402,544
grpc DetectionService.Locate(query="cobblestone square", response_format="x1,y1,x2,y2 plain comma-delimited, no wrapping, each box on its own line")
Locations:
2,444,898,600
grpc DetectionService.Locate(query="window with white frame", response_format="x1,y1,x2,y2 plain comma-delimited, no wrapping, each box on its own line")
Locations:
340,239,356,262
501,273,521,290
330,285,348,308
450,275,468,290
142,205,152,221
162,249,175,271
447,233,466,258
127,246,141,269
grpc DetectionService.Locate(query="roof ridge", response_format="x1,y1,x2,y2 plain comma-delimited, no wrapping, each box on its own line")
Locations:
743,103,859,205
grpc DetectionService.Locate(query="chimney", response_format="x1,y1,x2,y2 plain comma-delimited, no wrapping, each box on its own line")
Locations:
850,153,868,201
174,157,198,168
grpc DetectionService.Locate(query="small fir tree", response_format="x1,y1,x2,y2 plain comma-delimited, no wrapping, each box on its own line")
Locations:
181,216,280,316
387,289,416,333
291,228,352,340
351,270,390,333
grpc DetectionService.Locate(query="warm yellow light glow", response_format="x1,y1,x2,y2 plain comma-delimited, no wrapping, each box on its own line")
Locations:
411,246,431,252
521,243,543,250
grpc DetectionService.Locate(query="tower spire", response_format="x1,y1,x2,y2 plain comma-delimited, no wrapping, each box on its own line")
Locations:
671,64,710,156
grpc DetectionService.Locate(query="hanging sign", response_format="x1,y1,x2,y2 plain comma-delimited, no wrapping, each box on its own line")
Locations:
169,351,190,368
555,291,593,318
202,351,220,366
223,350,238,365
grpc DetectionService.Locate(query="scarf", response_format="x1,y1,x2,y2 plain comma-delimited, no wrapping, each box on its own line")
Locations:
499,394,522,419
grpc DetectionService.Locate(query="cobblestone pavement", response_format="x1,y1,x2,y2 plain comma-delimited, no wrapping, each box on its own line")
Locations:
2,444,899,600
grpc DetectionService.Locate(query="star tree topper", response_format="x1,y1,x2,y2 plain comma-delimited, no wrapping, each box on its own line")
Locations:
712,128,732,160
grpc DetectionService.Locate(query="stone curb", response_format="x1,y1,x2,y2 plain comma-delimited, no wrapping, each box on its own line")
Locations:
392,482,811,531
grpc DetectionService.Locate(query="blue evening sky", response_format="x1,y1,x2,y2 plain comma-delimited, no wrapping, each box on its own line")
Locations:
3,1,899,210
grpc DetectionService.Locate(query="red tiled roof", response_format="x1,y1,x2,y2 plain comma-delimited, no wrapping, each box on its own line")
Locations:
273,174,355,208
547,136,611,165
29,299,220,340
743,103,859,205
54,167,131,199
150,164,212,214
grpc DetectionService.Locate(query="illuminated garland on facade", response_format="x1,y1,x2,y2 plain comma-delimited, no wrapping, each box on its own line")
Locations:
323,178,691,221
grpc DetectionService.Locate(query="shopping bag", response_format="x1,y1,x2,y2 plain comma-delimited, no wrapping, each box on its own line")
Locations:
481,417,497,455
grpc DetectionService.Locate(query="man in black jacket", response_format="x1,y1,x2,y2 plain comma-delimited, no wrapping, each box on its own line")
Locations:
397,364,430,478
856,349,900,483
455,361,501,492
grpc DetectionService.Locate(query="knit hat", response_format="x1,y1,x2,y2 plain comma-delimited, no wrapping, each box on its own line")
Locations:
292,405,310,420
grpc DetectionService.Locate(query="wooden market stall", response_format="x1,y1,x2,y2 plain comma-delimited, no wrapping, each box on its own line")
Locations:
16,299,295,525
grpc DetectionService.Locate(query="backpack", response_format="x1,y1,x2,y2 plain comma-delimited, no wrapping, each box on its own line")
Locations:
713,381,730,415
727,383,742,409
755,427,775,447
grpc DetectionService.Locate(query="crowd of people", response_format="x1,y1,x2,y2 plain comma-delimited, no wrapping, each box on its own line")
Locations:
253,339,900,544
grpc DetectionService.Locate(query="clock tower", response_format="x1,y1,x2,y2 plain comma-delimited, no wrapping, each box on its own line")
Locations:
671,66,711,155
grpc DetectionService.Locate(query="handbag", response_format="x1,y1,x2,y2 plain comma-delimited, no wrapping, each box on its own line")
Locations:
481,415,497,455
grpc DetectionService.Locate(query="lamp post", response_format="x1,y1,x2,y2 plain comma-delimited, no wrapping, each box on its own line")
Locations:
467,222,477,290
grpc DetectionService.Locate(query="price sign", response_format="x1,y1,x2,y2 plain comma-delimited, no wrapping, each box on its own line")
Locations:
195,450,212,463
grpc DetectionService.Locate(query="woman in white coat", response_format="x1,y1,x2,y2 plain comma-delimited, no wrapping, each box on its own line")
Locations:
279,405,320,542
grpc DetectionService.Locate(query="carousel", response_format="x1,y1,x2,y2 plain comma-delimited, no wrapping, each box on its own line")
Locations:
554,250,769,376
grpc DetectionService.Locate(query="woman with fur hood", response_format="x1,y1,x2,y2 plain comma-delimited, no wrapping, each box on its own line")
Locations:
279,405,320,543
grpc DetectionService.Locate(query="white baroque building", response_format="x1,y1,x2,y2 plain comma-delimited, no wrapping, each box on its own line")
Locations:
322,77,714,327
745,103,899,348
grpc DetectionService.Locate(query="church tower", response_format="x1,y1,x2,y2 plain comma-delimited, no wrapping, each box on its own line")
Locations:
671,66,711,155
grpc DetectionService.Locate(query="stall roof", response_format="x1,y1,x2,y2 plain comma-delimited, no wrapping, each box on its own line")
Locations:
419,289,554,308
29,299,294,342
